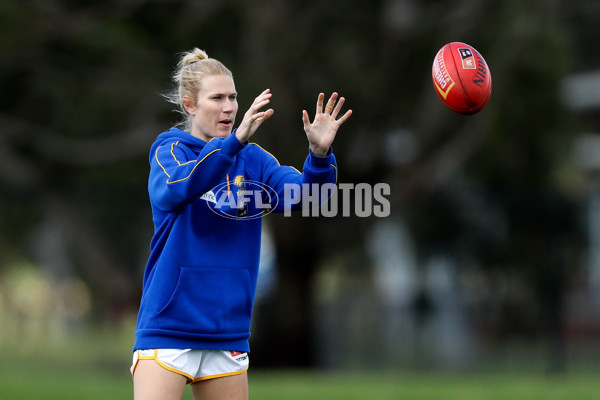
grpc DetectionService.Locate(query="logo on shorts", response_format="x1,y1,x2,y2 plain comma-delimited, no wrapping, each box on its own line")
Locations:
230,351,248,362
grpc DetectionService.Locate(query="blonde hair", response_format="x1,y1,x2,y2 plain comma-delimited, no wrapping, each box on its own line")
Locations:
165,48,233,132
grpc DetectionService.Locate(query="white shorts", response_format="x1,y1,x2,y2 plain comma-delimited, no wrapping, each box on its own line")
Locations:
131,349,249,384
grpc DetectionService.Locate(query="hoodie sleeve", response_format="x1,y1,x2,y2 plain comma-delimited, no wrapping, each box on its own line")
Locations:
149,134,245,211
257,146,337,213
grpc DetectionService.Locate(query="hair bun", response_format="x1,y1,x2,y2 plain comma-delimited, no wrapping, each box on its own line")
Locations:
182,48,209,67
167,47,232,132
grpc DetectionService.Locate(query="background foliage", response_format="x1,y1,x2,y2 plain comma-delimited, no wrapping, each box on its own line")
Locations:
1,0,600,377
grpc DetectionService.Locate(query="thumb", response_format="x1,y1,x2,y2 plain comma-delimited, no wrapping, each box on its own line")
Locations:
302,110,310,131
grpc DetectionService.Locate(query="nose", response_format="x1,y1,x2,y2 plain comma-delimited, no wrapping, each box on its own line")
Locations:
223,99,235,113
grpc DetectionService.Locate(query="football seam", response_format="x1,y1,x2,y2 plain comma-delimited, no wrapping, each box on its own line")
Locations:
450,46,475,112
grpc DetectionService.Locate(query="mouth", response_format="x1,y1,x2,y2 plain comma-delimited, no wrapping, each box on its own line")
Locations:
218,119,233,128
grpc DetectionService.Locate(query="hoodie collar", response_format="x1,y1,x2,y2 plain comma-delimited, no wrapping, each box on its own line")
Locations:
149,127,209,163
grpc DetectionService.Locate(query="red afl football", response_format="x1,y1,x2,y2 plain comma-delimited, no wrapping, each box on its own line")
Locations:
432,42,492,115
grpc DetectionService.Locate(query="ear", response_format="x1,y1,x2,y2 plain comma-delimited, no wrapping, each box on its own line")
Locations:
182,95,196,115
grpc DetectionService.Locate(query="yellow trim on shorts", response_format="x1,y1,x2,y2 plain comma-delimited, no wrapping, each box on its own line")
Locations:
151,349,195,382
190,365,249,384
130,350,152,379
131,349,195,383
131,349,248,385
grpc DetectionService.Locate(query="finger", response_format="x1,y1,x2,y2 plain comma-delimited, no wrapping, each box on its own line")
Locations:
248,109,274,132
252,109,271,123
261,108,275,121
331,96,345,119
325,92,338,114
254,98,271,110
336,109,353,125
250,90,272,108
256,88,271,99
302,110,310,130
247,98,271,117
253,92,272,106
257,91,272,102
315,93,325,115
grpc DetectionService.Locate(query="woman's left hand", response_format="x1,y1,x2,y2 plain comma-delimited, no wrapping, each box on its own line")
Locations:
303,92,352,157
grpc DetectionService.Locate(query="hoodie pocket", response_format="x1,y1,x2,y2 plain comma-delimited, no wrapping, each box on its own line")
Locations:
157,266,253,335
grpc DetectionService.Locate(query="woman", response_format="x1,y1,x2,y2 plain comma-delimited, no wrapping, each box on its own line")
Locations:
131,48,351,400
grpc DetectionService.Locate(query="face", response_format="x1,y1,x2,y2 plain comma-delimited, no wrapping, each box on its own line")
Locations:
185,74,238,141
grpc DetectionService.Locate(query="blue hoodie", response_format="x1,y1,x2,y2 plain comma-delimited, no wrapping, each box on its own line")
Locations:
134,127,337,352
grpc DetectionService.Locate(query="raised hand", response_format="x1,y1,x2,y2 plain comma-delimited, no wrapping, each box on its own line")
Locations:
235,89,275,143
302,92,352,157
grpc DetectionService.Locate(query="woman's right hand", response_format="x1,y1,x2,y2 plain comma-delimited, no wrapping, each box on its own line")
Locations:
235,89,274,143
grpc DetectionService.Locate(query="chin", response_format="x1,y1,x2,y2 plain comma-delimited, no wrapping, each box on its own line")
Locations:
215,127,232,137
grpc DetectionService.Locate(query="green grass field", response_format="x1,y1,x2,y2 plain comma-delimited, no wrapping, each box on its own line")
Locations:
2,365,600,400
1,324,599,400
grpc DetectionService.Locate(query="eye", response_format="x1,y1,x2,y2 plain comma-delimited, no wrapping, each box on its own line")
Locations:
229,94,237,101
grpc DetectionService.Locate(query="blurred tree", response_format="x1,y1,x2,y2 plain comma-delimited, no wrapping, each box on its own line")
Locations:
0,0,596,371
